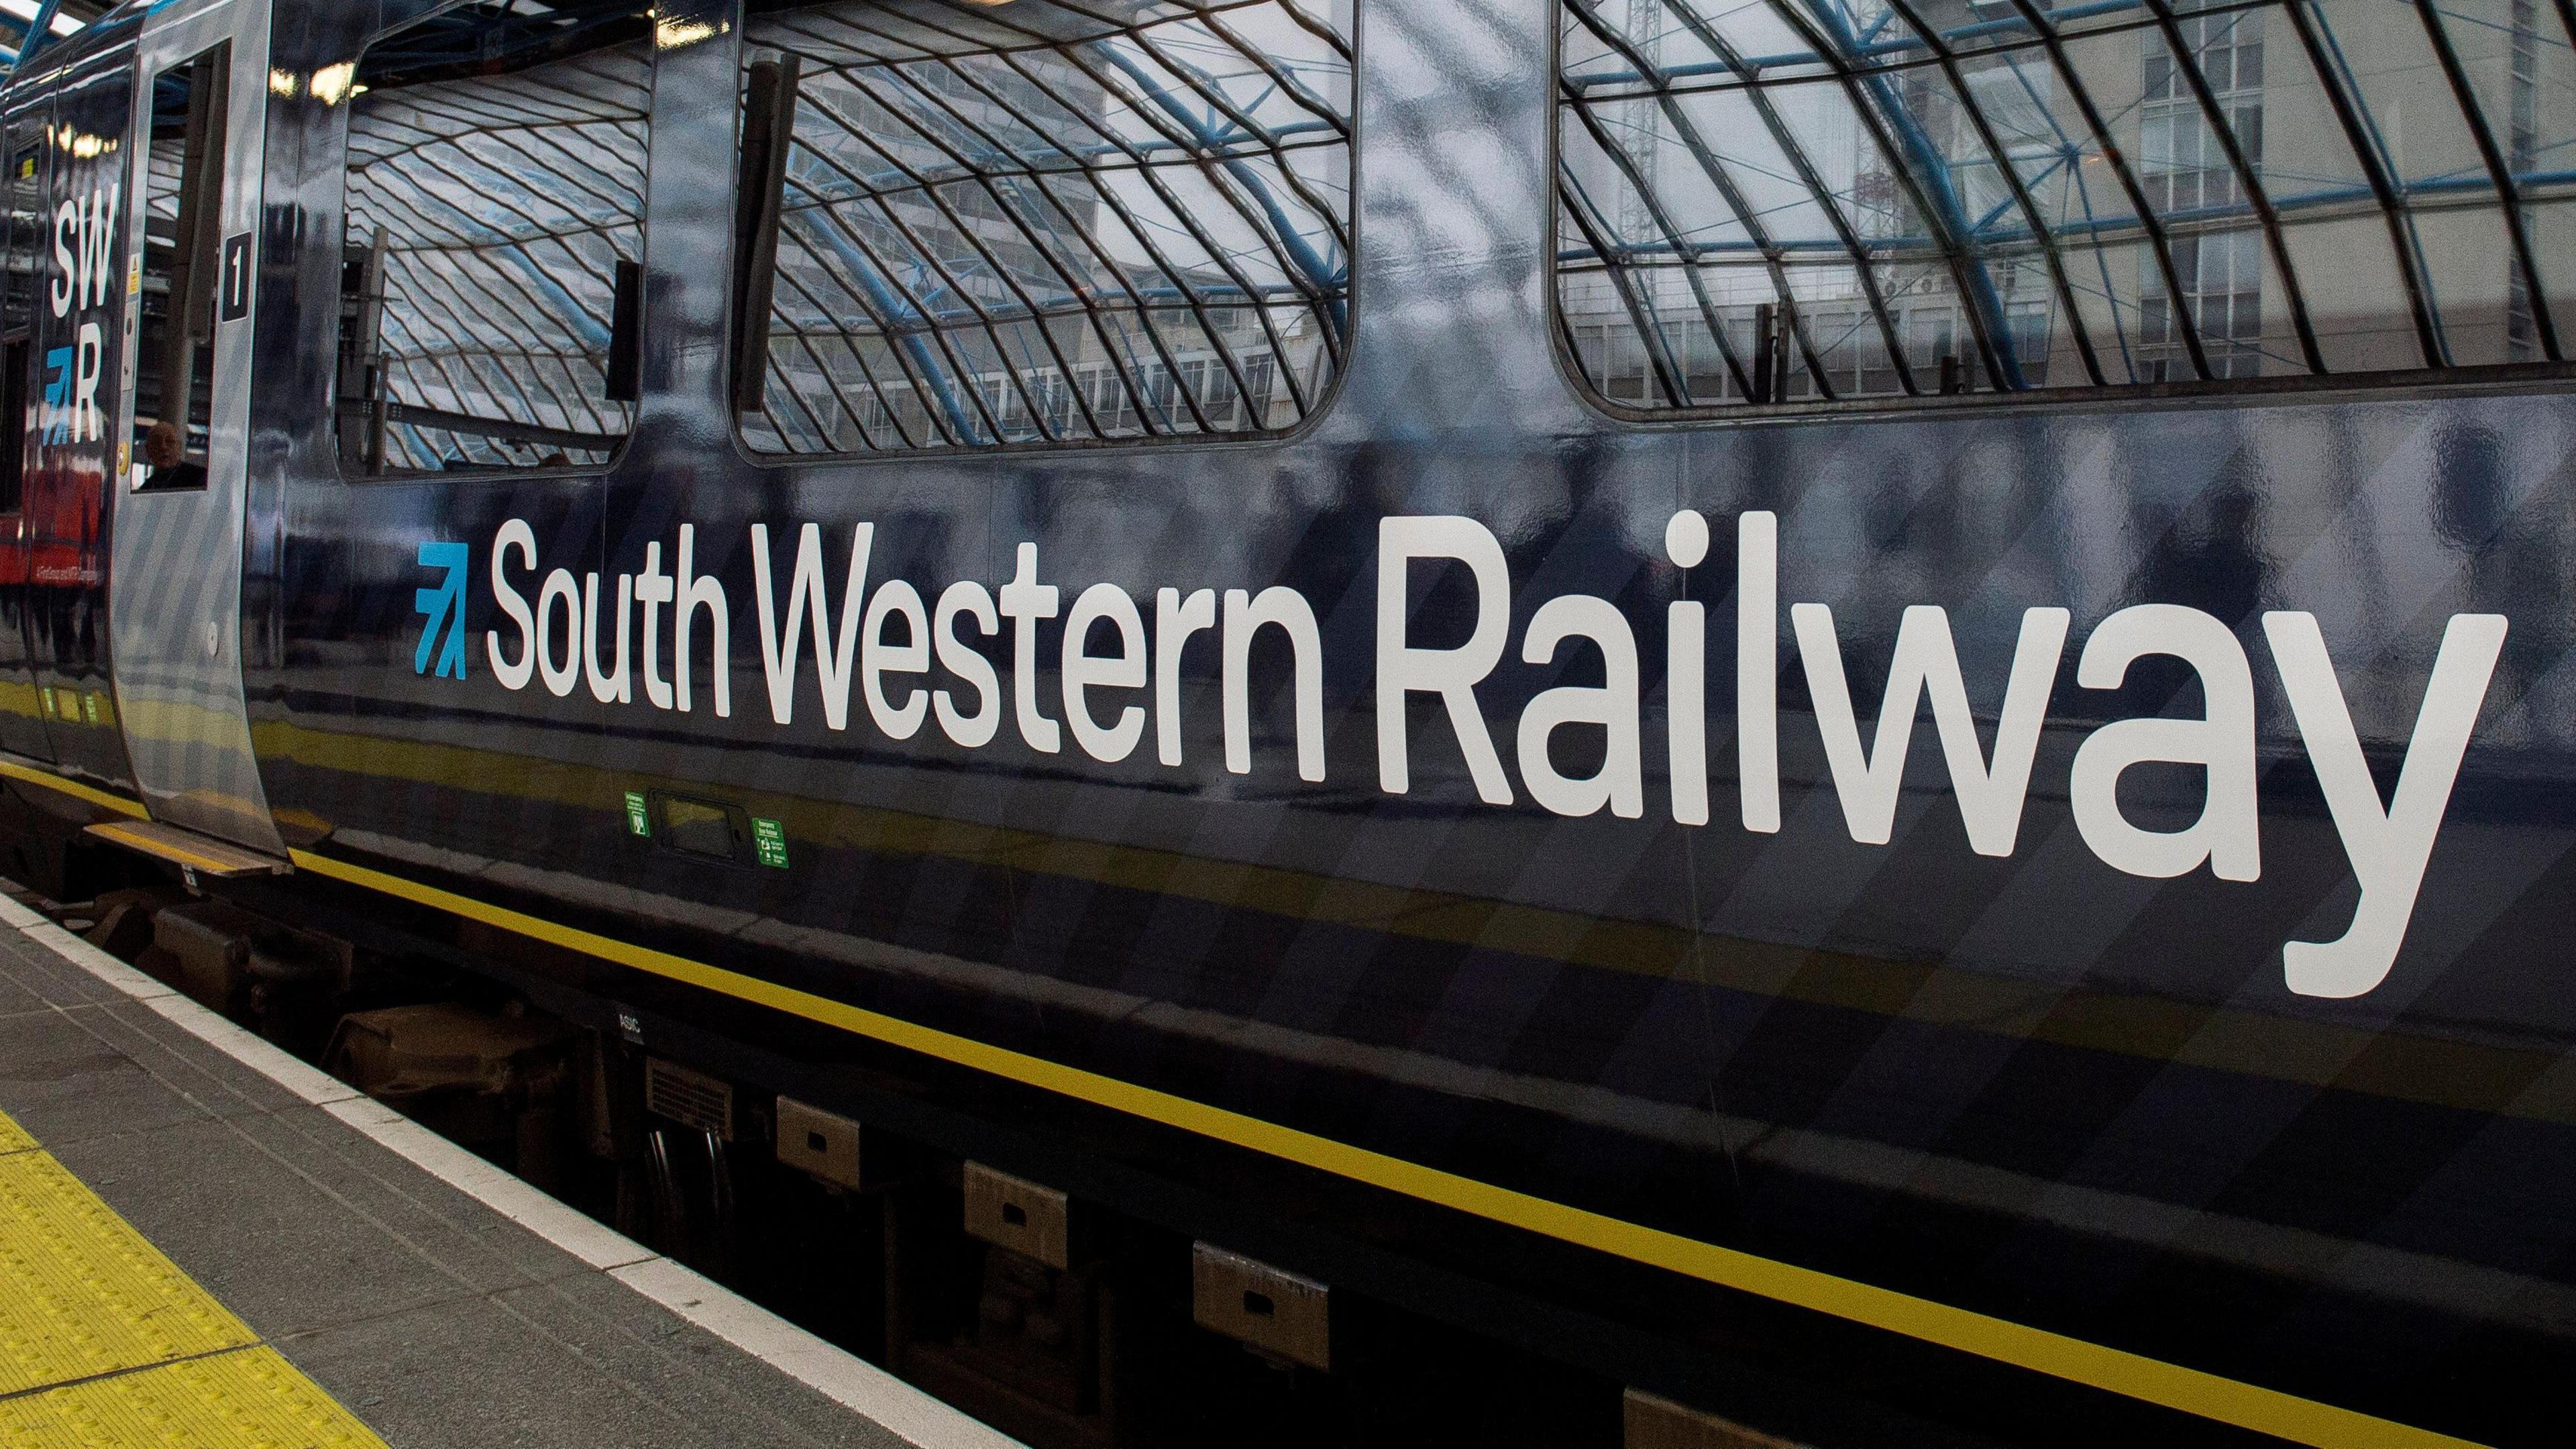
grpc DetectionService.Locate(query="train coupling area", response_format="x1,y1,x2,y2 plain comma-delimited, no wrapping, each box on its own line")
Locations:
0,888,1020,1449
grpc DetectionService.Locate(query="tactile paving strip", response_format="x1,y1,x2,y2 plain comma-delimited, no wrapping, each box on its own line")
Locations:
0,1346,385,1448
0,1110,385,1448
0,1148,254,1393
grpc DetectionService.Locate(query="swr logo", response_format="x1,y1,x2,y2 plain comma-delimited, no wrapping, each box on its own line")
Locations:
414,541,469,680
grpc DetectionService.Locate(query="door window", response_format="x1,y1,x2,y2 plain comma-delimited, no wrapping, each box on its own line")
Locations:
131,42,229,491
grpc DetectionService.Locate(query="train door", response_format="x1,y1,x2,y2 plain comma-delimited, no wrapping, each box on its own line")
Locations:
106,0,283,854
0,103,56,765
19,48,136,796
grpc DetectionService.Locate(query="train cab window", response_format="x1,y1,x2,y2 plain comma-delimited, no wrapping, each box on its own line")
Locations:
133,44,229,492
336,4,651,476
1556,0,2576,413
729,0,1353,455
0,125,42,515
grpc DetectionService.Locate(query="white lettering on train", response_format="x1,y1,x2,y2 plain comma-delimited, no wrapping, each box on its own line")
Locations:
40,186,118,446
2265,610,2506,998
2069,604,2262,884
1793,602,2067,857
487,519,539,692
749,522,869,731
71,320,100,444
1375,516,1512,804
999,541,1061,755
1226,587,1324,783
49,184,117,317
672,524,729,718
865,578,932,743
476,511,2507,999
1735,511,1780,833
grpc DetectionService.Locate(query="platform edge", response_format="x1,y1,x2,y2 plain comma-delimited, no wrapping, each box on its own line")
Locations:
0,892,1028,1449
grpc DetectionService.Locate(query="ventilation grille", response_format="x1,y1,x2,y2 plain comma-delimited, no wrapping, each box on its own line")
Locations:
643,1057,733,1140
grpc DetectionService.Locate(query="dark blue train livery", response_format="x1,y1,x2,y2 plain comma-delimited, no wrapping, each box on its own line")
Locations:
0,0,2566,1444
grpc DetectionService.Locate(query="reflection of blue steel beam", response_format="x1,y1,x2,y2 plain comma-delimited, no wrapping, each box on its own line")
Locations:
1564,164,2576,262
773,278,1318,333
777,274,1316,315
785,125,1343,309
801,117,1341,189
775,180,1317,329
1799,0,2023,386
11,0,61,70
1089,46,1348,329
782,179,982,443
493,248,610,352
783,277,1311,311
1564,0,2153,88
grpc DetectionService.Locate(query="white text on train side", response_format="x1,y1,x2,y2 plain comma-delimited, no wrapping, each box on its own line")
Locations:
40,180,115,447
468,513,2508,1002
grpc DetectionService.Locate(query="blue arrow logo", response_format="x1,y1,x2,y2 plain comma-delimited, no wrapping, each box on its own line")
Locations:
414,541,469,680
40,347,70,444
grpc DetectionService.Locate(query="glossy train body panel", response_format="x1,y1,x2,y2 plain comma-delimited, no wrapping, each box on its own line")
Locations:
0,0,2567,1443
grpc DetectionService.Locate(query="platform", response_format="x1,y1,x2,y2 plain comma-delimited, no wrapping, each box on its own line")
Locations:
0,890,1020,1449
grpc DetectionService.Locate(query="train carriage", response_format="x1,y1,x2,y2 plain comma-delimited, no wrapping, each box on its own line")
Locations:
0,0,2567,1443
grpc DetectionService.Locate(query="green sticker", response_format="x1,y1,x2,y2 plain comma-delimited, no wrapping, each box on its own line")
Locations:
80,691,99,724
623,791,651,837
751,817,789,868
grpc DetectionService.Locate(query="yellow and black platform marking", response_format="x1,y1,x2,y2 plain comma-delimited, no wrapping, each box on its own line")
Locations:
0,1108,384,1448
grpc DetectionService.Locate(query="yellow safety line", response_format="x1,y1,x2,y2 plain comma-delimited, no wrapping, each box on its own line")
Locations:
286,843,2484,1449
0,750,2493,1446
0,759,146,820
0,1110,384,1448
240,721,2576,1130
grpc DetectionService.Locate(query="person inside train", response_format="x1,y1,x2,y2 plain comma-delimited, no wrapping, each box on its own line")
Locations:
142,420,205,491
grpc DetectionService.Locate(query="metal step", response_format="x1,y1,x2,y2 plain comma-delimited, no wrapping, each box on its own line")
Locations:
84,820,288,878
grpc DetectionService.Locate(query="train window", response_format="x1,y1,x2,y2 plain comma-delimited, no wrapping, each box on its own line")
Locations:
1,124,41,515
1556,0,2576,413
730,0,1353,455
2,129,40,335
133,43,230,492
335,5,651,476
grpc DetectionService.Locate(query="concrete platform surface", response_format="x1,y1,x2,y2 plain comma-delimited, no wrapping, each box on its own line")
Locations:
0,891,1019,1449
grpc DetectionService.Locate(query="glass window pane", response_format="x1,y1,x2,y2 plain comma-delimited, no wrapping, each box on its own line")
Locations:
1559,0,2576,414
2281,214,2420,370
2415,203,2519,366
2524,197,2576,352
3,122,41,337
739,0,1352,455
339,15,649,474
